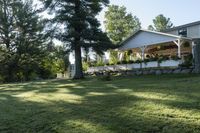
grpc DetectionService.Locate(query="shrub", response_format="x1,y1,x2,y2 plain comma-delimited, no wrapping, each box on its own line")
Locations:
117,61,122,65
82,62,89,71
99,72,111,81
149,57,158,62
96,61,105,67
171,55,181,61
121,60,128,64
144,58,150,63
128,60,134,64
0,75,4,83
162,55,169,60
179,54,193,68
157,58,162,63
135,60,142,64
183,42,190,48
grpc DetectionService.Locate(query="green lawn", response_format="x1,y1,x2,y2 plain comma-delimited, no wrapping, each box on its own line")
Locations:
0,75,200,133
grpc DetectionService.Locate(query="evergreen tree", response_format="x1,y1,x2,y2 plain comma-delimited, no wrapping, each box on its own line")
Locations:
0,0,51,82
15,0,49,81
0,0,21,81
148,14,173,31
40,0,112,79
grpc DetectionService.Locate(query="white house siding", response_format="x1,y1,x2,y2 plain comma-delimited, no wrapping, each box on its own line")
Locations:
165,24,200,39
187,25,200,38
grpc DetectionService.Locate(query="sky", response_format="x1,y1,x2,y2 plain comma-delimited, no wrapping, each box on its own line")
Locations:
34,0,200,63
34,0,200,29
98,0,200,30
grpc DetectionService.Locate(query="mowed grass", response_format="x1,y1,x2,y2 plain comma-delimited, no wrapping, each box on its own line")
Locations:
0,75,200,133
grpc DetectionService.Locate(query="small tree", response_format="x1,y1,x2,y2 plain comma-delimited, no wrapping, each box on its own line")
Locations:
148,14,173,31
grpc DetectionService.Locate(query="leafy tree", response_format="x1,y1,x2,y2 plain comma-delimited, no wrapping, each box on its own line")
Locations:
0,0,51,82
105,5,141,44
148,14,173,31
40,0,113,79
0,0,18,81
54,45,70,74
15,0,50,81
104,5,141,64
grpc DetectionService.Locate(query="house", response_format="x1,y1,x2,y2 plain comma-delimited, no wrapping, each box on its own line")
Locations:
117,21,200,67
87,21,200,73
164,21,200,40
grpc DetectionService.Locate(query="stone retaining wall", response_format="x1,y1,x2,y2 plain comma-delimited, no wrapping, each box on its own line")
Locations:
126,68,195,76
86,67,196,76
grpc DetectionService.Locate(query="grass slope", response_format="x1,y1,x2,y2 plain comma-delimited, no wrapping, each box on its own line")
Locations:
0,75,200,133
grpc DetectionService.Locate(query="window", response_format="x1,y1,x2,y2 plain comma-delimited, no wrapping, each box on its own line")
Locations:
178,28,187,37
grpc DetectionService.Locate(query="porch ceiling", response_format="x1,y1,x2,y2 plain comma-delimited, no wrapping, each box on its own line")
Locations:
118,29,192,51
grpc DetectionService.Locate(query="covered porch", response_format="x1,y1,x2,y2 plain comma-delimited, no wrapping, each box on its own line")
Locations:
118,29,193,68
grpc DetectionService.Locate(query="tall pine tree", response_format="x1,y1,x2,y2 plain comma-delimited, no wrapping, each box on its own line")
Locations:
15,0,49,81
0,0,21,81
40,0,112,79
0,0,50,82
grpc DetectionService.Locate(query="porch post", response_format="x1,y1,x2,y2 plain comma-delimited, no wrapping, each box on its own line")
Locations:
174,39,182,58
118,51,123,61
177,39,181,58
192,41,195,58
140,46,146,61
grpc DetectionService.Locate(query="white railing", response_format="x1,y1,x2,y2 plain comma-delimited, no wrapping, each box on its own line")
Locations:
87,60,181,73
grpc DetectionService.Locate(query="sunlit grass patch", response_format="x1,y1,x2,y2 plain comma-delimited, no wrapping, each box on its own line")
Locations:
0,74,200,133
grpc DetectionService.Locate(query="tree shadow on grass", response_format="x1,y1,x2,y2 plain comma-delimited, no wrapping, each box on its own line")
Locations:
0,92,199,133
0,77,200,133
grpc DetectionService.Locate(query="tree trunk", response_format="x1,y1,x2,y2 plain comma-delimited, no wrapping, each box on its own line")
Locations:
73,0,84,79
73,45,84,79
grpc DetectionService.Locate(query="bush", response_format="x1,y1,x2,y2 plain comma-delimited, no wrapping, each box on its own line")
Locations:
157,57,163,63
149,57,158,62
121,60,128,64
179,54,193,68
117,61,122,65
99,72,111,81
162,55,169,60
0,75,4,83
171,55,180,61
83,62,89,71
135,60,142,64
183,42,190,48
128,60,134,64
144,59,150,63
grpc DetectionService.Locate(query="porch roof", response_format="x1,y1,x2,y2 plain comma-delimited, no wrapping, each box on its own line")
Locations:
118,29,192,51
